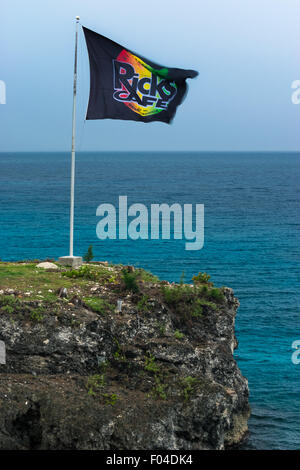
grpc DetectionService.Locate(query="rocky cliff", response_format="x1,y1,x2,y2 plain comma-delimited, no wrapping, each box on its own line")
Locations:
0,262,250,450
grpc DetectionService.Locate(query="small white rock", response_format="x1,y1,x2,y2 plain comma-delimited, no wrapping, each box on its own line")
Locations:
36,262,59,271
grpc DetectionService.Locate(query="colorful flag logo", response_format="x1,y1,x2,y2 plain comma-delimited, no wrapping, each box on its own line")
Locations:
83,27,198,124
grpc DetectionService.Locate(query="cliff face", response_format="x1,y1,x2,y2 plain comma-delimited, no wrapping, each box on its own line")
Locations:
0,262,250,450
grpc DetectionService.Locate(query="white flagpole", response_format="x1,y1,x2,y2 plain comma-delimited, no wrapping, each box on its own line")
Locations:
59,16,82,267
69,16,80,257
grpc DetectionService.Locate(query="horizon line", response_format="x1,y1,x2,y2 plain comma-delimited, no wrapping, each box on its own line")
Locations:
1,150,300,154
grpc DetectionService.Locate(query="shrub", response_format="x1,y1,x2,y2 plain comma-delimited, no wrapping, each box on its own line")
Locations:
102,393,118,406
113,338,126,361
174,329,184,340
30,308,44,322
137,295,150,313
209,287,225,302
191,299,203,317
191,298,216,317
83,245,94,263
122,270,139,293
144,353,160,374
192,272,212,285
1,304,14,314
161,284,194,305
62,265,99,281
152,377,167,400
200,285,209,295
181,376,198,401
87,374,105,396
0,295,21,313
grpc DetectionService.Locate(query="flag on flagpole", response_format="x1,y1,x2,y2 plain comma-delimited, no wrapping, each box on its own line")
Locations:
83,27,198,124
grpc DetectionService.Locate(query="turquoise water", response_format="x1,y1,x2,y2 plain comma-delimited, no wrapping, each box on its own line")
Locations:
0,151,299,449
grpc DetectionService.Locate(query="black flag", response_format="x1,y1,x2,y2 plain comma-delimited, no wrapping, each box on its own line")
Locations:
83,27,198,124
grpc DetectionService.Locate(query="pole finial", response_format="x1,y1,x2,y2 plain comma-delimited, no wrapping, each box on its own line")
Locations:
76,16,80,21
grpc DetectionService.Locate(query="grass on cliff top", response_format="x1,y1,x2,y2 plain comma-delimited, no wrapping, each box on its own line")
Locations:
0,263,224,321
0,262,160,301
0,263,103,300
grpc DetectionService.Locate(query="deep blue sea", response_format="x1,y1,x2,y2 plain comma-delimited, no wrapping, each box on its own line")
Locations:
0,151,299,449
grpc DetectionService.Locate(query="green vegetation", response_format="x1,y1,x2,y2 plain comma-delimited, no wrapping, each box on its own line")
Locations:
121,266,159,293
161,270,225,321
192,272,225,302
181,376,198,401
87,375,118,405
152,376,167,400
191,298,217,317
0,263,37,284
1,304,14,314
190,298,204,317
200,285,208,296
62,265,100,281
137,295,150,313
144,354,167,400
83,297,114,314
0,263,74,298
121,269,139,293
174,329,184,340
157,322,166,336
83,245,94,263
209,287,225,302
102,393,118,406
161,284,194,305
144,353,160,374
0,295,28,316
86,374,105,396
30,308,44,322
192,272,211,285
107,274,118,284
1,262,227,411
113,350,125,361
0,293,52,322
137,268,159,284
0,263,162,307
113,339,126,361
0,295,20,311
62,264,123,287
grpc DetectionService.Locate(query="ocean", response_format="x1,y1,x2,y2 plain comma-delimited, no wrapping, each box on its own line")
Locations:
0,151,299,449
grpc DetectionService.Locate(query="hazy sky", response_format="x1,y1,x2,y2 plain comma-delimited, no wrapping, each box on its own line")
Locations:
1,0,300,151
